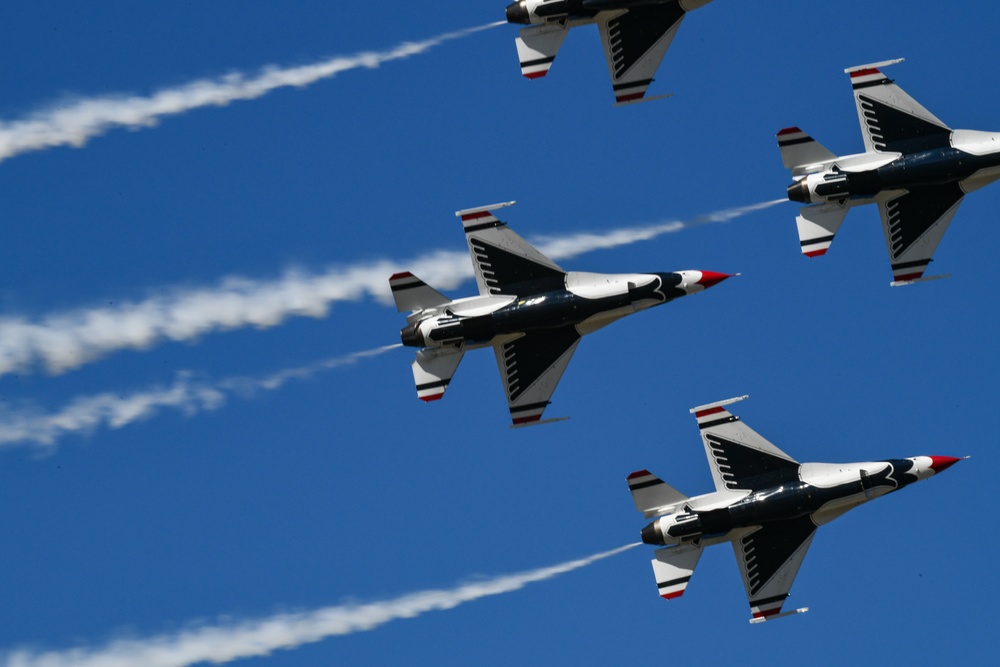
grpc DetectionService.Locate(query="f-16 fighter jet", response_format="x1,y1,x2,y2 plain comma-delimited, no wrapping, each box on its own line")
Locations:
389,201,731,426
629,395,964,622
778,59,1000,285
504,0,714,104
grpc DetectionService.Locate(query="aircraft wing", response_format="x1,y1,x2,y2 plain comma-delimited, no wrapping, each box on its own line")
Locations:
877,184,964,284
597,5,686,104
493,328,580,426
690,396,799,493
457,202,564,297
731,518,817,622
847,60,951,154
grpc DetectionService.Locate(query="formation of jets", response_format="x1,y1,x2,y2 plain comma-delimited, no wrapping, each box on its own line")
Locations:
380,3,973,623
628,396,963,622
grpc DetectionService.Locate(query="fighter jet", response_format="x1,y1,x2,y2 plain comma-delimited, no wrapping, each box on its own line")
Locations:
629,395,964,622
504,0,714,104
778,59,1000,285
389,201,732,426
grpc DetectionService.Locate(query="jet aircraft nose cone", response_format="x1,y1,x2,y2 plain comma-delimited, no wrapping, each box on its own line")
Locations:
506,1,530,24
696,271,735,289
673,270,736,295
928,456,963,474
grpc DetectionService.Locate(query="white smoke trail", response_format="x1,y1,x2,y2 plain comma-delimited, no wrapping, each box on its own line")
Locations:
0,22,504,163
1,543,638,667
0,199,785,378
0,344,401,451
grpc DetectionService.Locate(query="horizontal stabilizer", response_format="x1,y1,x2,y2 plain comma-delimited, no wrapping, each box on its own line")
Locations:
776,127,837,174
627,470,688,518
389,272,449,313
652,545,703,600
411,347,464,402
796,203,850,257
516,24,569,79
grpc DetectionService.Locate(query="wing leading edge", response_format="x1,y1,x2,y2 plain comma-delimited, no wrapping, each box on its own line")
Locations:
457,202,565,297
690,396,799,493
877,184,963,285
732,518,815,623
598,5,686,104
493,328,580,426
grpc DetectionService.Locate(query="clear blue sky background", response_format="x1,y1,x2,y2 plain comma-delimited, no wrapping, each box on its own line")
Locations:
0,1,995,664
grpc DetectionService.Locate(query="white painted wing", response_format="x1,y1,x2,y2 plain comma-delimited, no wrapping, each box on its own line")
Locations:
876,185,964,284
731,519,817,622
651,545,703,600
411,347,464,402
597,6,685,104
493,329,580,426
846,61,950,154
456,203,564,297
690,396,798,493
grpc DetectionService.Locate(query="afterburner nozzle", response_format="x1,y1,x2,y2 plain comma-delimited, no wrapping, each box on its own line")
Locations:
787,179,811,203
641,520,666,546
506,1,530,24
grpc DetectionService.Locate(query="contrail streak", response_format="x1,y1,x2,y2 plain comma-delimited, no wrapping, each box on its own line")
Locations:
0,199,785,378
0,22,504,163
1,543,639,667
0,344,401,451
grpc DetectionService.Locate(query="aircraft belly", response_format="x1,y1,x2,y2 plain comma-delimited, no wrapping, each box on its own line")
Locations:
575,305,635,335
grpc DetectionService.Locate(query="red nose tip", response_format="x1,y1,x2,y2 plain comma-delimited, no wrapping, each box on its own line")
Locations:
697,271,735,289
929,456,963,473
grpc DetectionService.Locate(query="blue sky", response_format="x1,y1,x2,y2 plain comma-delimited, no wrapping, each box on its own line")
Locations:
0,1,995,664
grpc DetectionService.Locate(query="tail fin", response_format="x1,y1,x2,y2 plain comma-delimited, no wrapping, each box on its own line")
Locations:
516,23,569,79
777,127,837,175
627,470,688,518
796,203,850,258
411,347,464,402
652,544,703,600
389,272,450,313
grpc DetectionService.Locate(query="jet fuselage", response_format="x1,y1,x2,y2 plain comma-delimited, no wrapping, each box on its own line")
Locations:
787,132,1000,204
505,0,711,25
641,456,960,546
401,271,700,348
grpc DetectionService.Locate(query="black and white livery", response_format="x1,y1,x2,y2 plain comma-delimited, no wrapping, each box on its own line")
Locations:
504,0,714,104
629,395,964,622
778,59,1000,285
390,201,731,427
